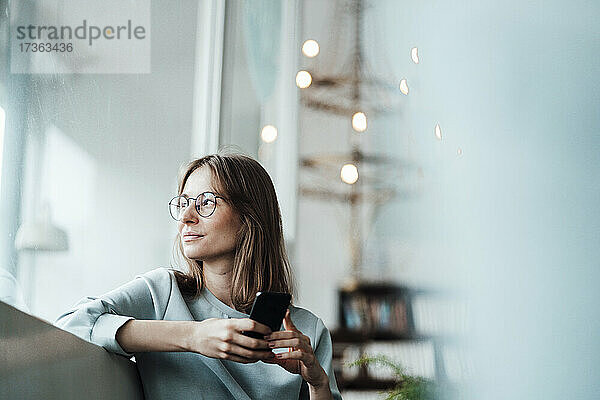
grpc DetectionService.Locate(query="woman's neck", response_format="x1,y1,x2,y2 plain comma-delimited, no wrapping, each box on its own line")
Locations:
202,260,235,308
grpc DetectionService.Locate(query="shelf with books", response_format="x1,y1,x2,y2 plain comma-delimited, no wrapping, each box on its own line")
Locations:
338,283,416,337
332,282,458,392
331,328,428,342
335,376,397,391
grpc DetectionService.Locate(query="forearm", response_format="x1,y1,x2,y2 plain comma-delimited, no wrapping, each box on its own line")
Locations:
115,319,194,353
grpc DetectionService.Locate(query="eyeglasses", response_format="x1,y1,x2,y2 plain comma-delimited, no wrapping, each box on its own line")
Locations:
168,192,225,220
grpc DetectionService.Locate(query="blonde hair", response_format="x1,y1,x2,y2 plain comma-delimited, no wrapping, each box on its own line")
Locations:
171,152,295,313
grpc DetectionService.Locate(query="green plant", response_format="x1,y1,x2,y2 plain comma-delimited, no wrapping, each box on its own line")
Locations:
348,355,440,400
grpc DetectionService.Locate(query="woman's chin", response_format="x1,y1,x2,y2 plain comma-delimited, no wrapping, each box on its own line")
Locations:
183,249,204,260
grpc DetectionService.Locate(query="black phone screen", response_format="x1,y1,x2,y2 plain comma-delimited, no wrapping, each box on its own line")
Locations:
243,291,292,339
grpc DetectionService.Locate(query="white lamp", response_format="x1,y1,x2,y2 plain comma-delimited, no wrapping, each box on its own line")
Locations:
15,203,69,252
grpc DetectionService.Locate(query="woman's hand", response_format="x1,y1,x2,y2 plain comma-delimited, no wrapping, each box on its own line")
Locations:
263,311,330,391
186,318,275,363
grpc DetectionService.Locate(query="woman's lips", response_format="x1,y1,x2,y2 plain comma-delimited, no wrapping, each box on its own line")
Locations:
183,234,204,242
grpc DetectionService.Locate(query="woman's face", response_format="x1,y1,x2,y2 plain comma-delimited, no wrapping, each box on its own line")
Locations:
177,166,242,262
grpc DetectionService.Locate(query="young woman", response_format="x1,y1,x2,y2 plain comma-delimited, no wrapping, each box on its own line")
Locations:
55,153,342,400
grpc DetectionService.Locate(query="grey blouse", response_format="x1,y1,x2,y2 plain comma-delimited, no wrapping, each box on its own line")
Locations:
54,267,342,400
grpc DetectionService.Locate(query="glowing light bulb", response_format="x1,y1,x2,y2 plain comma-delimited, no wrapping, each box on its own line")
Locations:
457,148,463,156
435,124,442,140
302,39,320,58
411,47,419,64
340,163,359,184
261,125,278,143
399,79,409,95
352,112,367,132
296,70,312,88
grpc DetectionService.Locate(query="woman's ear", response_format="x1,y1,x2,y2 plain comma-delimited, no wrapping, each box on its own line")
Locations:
234,216,248,242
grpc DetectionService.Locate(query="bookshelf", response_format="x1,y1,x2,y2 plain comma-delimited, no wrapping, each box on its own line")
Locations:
332,282,457,392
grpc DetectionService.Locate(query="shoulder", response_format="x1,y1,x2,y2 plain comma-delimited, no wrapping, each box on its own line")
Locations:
135,266,176,282
289,304,320,324
131,267,177,299
125,267,181,319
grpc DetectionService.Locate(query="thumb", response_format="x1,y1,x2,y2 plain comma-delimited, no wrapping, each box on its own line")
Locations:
283,309,297,331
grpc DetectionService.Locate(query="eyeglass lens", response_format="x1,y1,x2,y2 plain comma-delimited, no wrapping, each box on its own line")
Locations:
169,193,217,220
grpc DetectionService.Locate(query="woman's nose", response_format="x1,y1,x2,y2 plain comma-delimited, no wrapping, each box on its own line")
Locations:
179,201,198,223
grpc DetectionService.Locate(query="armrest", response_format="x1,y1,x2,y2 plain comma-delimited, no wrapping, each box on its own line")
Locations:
0,301,144,400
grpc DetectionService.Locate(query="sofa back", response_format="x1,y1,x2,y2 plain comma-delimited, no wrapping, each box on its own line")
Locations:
0,301,144,400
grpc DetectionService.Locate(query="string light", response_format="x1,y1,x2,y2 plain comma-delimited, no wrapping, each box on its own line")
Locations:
340,163,359,184
457,148,463,156
435,124,442,140
399,79,409,95
302,39,320,58
261,125,278,143
411,47,419,64
351,112,367,132
296,70,312,88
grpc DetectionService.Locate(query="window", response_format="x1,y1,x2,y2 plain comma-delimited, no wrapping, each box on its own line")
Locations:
0,105,5,189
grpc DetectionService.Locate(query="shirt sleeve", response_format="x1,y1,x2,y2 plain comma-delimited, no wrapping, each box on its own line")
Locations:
54,267,172,357
313,317,343,400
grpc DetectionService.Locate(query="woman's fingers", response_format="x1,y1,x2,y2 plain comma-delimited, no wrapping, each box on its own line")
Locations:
233,332,270,349
282,310,297,331
267,338,309,351
266,330,311,348
260,357,280,365
265,318,312,353
233,318,272,336
220,342,274,361
274,349,315,366
265,330,304,341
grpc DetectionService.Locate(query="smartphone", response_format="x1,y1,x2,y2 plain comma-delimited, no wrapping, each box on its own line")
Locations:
243,291,292,339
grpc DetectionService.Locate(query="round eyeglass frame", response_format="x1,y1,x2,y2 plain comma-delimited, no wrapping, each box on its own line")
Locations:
168,192,226,220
